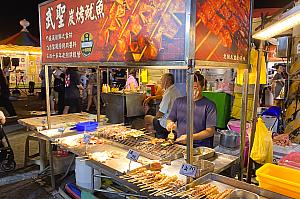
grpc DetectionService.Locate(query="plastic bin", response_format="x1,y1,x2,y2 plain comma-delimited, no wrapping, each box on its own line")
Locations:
76,121,98,132
279,152,300,170
227,120,250,167
256,163,300,198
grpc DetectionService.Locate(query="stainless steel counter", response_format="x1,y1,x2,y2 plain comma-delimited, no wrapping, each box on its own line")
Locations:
101,92,145,123
182,173,291,199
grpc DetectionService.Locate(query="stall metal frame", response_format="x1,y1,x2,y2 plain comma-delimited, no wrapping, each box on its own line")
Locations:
38,0,253,191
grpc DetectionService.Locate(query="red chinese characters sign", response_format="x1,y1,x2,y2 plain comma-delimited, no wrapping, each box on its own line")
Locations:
39,0,186,64
195,0,251,64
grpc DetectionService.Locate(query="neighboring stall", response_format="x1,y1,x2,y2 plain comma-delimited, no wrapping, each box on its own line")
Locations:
0,19,42,88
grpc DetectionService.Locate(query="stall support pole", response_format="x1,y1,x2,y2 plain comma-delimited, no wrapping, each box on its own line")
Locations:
246,40,264,183
45,65,51,129
97,67,101,123
138,69,141,86
106,68,109,85
239,68,249,181
187,60,195,183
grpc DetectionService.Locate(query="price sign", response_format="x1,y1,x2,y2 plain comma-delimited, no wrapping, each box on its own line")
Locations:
179,163,197,178
83,134,92,144
126,149,140,162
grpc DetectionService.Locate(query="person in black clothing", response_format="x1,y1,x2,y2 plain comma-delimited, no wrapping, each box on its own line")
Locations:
63,67,83,114
53,72,65,114
0,69,16,117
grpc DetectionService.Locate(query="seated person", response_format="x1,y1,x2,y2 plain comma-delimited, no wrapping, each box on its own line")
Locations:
166,72,217,148
144,73,181,139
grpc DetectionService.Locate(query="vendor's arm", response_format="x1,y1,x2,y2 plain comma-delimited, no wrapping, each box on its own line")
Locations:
155,111,164,119
176,101,217,144
175,127,215,144
143,94,163,106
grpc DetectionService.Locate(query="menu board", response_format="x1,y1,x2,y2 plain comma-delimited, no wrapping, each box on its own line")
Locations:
195,0,251,65
39,0,186,64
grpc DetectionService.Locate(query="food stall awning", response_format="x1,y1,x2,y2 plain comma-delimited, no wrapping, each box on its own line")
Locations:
0,19,40,47
39,0,251,68
0,19,41,55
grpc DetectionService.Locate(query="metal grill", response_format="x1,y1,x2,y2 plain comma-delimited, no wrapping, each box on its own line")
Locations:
95,128,185,161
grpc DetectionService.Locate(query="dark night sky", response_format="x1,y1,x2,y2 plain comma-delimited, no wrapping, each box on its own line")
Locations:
0,0,294,42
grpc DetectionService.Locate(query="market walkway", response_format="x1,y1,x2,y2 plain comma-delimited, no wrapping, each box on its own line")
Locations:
0,93,109,199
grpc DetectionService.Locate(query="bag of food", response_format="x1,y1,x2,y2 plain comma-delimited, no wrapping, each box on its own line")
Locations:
250,117,273,164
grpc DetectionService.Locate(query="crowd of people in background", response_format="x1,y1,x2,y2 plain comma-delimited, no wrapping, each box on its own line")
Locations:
39,67,130,115
0,65,137,118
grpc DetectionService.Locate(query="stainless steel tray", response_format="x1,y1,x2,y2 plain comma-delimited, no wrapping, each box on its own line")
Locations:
226,189,259,199
183,147,216,161
175,173,290,199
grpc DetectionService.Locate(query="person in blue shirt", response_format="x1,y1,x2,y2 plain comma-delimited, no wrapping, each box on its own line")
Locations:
166,72,217,148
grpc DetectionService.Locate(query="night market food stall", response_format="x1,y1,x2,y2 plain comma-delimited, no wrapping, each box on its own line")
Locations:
0,19,42,90
16,0,299,198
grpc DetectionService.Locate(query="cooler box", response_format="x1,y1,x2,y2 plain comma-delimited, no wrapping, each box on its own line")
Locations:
256,163,300,198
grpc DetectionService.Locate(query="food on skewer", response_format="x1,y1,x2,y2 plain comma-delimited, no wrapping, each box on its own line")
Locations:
175,183,233,199
121,166,184,196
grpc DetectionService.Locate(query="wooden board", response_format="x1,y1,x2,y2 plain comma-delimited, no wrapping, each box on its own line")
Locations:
18,112,107,131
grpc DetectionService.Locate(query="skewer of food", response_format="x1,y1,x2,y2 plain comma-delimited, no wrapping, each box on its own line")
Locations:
120,162,184,197
174,183,233,199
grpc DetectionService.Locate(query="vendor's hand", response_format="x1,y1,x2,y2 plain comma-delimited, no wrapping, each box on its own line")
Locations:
0,111,6,125
143,97,152,106
175,135,187,144
166,121,176,132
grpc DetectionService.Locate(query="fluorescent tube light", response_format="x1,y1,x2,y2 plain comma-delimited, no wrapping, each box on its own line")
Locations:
253,4,300,40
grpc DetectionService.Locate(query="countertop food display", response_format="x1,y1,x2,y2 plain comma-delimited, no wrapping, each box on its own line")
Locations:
273,134,292,147
120,163,185,197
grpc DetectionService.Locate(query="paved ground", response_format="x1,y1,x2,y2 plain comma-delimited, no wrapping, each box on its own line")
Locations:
0,93,64,199
0,93,108,199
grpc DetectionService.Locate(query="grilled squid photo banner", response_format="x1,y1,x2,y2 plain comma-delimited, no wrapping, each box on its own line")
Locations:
39,0,186,64
195,0,251,65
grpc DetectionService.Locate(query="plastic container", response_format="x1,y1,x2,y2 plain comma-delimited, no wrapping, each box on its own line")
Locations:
227,120,251,137
273,144,300,159
227,120,250,167
76,121,98,132
75,157,101,190
256,163,300,198
279,152,300,170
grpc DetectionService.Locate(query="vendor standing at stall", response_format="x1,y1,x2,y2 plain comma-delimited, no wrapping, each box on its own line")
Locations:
144,73,181,138
125,69,138,91
166,72,217,148
63,67,83,114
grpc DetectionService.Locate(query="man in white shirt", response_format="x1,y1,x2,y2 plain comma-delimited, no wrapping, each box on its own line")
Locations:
144,73,181,138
